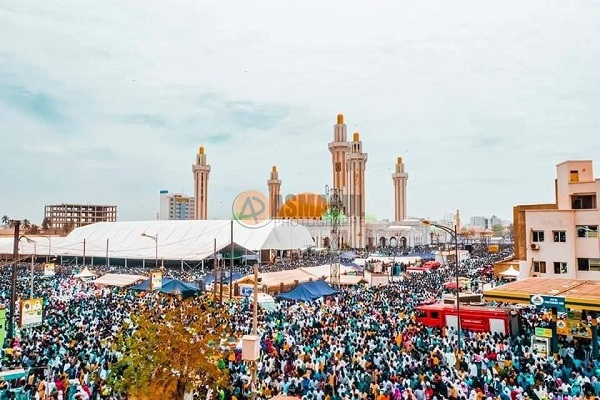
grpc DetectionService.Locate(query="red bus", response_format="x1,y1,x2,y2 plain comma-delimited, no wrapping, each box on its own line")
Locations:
416,303,511,335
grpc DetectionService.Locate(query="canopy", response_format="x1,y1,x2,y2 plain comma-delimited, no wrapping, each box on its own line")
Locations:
340,251,356,259
500,266,519,277
130,277,174,291
74,267,96,279
130,278,200,294
26,220,314,261
201,271,245,285
277,280,339,302
93,273,146,287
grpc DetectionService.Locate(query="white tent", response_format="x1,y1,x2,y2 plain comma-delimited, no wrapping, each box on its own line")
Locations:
12,220,314,262
499,266,519,277
74,267,97,279
93,273,146,287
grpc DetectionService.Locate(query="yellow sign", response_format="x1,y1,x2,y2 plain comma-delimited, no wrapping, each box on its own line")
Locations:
43,263,55,276
19,298,43,328
150,271,163,290
557,319,592,338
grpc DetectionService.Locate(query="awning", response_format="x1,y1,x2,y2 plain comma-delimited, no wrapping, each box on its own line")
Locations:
93,273,146,287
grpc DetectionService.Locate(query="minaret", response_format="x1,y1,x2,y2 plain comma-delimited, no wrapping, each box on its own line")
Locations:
328,114,350,198
192,146,211,220
392,156,408,222
455,209,461,231
346,132,368,248
267,165,281,219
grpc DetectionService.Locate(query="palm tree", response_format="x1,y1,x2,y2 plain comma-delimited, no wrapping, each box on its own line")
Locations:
22,219,31,230
1,215,9,226
64,221,75,234
41,217,52,231
29,224,40,235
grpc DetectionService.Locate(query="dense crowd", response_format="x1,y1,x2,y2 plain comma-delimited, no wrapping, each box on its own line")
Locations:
1,246,599,400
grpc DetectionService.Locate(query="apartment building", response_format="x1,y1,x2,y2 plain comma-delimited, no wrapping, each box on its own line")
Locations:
159,190,195,220
44,204,117,229
515,160,599,279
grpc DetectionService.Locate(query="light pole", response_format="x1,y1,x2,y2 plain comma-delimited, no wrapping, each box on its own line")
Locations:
421,219,461,353
20,236,36,299
41,236,52,263
141,233,158,269
9,220,21,340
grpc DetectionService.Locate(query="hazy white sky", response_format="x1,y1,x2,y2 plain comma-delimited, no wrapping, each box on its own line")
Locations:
1,0,599,223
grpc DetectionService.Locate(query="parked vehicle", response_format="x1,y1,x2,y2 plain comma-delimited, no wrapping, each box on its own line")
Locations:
415,303,511,335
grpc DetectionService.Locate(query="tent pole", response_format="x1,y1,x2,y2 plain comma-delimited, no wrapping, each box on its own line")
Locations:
230,220,234,299
213,239,217,302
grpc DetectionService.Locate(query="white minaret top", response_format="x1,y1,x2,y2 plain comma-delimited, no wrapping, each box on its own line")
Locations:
192,146,211,220
328,114,350,194
392,156,408,223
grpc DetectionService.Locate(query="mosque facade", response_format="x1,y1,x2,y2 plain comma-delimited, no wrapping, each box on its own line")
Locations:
192,114,433,249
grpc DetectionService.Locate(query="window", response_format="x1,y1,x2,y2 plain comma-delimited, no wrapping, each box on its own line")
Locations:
570,170,579,183
553,231,566,243
577,258,600,272
532,230,545,242
577,225,598,238
571,194,597,210
430,311,439,319
554,262,568,274
533,261,547,274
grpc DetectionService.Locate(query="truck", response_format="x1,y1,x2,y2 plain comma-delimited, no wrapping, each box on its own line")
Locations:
415,303,511,335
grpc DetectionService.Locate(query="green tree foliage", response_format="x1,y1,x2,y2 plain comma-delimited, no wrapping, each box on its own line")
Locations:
110,297,235,400
492,224,504,237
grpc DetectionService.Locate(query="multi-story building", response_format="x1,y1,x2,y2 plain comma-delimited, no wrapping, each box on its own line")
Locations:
515,160,600,279
159,191,195,220
44,204,117,229
470,216,489,230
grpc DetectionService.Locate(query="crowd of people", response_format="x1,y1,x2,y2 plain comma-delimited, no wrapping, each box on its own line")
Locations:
1,245,599,400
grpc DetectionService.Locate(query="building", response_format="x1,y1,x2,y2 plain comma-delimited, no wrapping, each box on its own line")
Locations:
515,160,600,280
470,216,489,230
267,166,282,219
159,190,195,220
192,146,211,220
44,204,117,229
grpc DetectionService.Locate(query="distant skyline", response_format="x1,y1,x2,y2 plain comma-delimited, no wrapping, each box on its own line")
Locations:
1,0,599,224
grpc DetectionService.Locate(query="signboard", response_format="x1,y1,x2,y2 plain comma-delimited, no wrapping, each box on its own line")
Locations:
150,271,163,290
43,263,55,277
530,294,566,312
0,308,6,347
19,298,43,328
535,327,553,338
531,336,550,357
557,319,592,338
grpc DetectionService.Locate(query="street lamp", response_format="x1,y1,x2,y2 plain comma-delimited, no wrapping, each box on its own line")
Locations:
19,236,36,299
141,233,158,269
421,219,461,353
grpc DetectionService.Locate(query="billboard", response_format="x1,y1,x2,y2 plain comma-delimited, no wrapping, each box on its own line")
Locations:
557,319,592,338
43,263,55,277
19,298,43,328
530,294,566,312
150,271,163,290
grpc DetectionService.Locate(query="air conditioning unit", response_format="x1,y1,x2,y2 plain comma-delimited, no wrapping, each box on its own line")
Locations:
530,243,540,250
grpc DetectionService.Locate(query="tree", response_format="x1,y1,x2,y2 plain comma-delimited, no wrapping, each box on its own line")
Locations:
64,221,75,234
22,219,31,230
491,224,504,237
1,215,9,226
29,225,40,235
110,297,235,400
41,217,52,231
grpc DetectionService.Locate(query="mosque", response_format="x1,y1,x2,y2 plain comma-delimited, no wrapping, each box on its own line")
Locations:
192,114,436,250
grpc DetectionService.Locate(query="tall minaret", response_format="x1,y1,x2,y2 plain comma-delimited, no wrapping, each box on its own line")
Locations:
392,156,408,222
328,114,350,201
267,165,281,219
454,209,461,231
192,146,211,220
346,132,368,248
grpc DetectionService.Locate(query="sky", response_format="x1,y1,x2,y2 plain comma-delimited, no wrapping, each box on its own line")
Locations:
1,0,599,224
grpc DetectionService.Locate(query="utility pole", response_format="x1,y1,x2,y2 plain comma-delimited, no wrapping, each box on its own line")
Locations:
230,220,234,299
9,220,21,340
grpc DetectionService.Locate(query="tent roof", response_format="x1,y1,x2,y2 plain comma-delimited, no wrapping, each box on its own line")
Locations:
93,273,146,287
74,267,97,278
18,220,314,261
499,266,519,277
277,280,339,302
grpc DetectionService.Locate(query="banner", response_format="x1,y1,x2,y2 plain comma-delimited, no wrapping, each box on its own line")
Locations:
43,263,55,277
239,284,254,297
557,319,592,338
150,271,163,290
530,294,566,312
19,298,43,328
